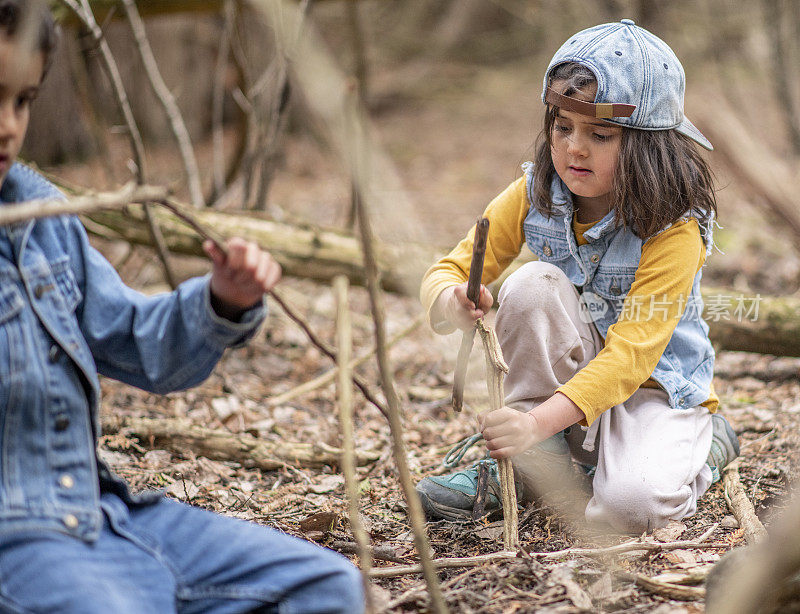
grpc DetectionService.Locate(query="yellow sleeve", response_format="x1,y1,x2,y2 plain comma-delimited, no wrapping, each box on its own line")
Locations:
557,219,707,425
420,177,529,333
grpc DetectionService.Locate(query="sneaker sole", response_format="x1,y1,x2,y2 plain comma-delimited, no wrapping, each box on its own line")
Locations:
417,489,495,521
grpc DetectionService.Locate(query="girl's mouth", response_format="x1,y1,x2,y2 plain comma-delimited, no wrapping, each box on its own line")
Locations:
568,165,592,176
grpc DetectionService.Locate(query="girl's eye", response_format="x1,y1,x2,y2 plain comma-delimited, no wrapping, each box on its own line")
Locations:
554,124,570,133
15,94,34,109
593,133,610,141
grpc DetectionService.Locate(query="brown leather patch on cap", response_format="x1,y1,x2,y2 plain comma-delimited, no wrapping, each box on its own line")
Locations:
545,87,635,119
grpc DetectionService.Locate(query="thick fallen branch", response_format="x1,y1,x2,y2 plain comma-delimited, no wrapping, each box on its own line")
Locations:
86,205,431,295
7,186,800,357
85,207,800,357
101,416,380,470
722,460,768,545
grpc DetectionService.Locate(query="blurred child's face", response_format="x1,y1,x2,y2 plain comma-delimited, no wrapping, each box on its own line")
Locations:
0,34,44,185
549,82,622,215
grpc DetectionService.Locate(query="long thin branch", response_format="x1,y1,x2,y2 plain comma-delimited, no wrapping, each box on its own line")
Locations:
370,524,721,578
353,171,447,613
211,0,235,198
60,0,177,288
0,183,168,226
334,275,374,613
121,0,205,207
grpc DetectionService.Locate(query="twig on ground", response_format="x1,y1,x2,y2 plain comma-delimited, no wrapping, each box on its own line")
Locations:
370,524,721,578
619,571,705,601
102,415,381,471
722,460,768,545
334,276,374,612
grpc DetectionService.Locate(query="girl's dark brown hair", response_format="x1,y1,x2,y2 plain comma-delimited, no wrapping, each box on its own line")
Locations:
532,63,717,240
0,0,58,76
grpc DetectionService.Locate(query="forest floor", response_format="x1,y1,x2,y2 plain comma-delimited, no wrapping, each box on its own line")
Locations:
53,56,800,613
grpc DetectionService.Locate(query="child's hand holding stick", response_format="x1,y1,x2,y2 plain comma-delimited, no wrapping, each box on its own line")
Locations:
451,217,490,412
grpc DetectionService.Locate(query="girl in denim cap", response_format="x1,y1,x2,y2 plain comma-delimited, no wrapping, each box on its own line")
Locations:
0,2,363,612
417,19,739,534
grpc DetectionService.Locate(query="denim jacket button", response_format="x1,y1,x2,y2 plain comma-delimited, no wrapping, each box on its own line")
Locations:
48,345,60,363
34,283,54,299
54,415,70,431
59,474,75,489
543,245,553,257
62,514,79,529
590,254,600,263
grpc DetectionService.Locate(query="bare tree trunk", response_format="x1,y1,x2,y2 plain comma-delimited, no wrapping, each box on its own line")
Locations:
763,0,800,155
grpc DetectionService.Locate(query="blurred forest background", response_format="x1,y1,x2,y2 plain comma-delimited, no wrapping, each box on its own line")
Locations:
29,0,800,297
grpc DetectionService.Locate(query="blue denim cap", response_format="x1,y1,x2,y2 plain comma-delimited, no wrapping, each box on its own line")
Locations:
542,19,712,150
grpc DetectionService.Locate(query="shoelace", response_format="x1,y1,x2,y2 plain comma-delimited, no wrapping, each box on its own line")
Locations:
443,433,484,468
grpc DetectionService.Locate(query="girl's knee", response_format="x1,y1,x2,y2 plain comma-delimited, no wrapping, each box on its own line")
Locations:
588,479,685,534
498,262,572,313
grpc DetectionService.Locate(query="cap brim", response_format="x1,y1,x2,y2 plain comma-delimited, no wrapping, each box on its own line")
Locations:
676,116,713,151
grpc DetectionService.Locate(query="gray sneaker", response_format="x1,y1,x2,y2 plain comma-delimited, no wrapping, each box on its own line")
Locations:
416,460,505,520
707,414,740,480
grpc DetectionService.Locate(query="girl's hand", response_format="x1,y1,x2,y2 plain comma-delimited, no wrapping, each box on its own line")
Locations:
436,282,494,330
204,238,282,321
479,406,541,458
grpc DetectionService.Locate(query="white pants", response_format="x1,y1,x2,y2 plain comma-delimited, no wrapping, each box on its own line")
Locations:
495,261,714,533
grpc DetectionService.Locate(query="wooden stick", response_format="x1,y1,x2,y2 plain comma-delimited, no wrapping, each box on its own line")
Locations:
334,276,374,613
622,571,705,601
370,525,722,578
476,320,518,551
121,0,204,207
722,460,767,545
353,182,448,613
101,415,381,470
0,184,168,226
452,217,490,412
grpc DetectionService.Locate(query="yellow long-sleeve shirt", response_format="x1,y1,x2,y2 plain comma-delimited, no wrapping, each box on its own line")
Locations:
421,176,718,425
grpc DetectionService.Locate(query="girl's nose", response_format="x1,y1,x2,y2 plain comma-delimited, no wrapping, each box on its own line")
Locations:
0,103,18,142
566,133,588,157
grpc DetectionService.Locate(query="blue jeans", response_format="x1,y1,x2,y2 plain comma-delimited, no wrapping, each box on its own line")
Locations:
0,494,364,614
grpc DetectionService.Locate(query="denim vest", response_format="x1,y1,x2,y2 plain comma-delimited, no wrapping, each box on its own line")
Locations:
0,163,265,542
521,162,715,410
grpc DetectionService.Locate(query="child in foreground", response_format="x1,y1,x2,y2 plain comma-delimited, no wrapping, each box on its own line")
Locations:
0,2,363,612
417,19,739,534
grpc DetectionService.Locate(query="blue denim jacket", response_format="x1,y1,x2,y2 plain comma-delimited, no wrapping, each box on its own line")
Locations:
521,162,715,410
0,163,266,542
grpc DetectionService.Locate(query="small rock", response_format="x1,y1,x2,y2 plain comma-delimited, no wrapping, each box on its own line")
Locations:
721,515,740,529
653,520,686,542
143,449,172,470
308,474,344,494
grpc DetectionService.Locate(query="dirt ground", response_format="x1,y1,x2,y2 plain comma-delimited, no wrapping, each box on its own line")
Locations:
51,56,800,613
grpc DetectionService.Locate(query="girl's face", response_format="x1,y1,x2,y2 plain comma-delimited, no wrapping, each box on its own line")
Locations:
549,82,622,216
0,34,44,184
